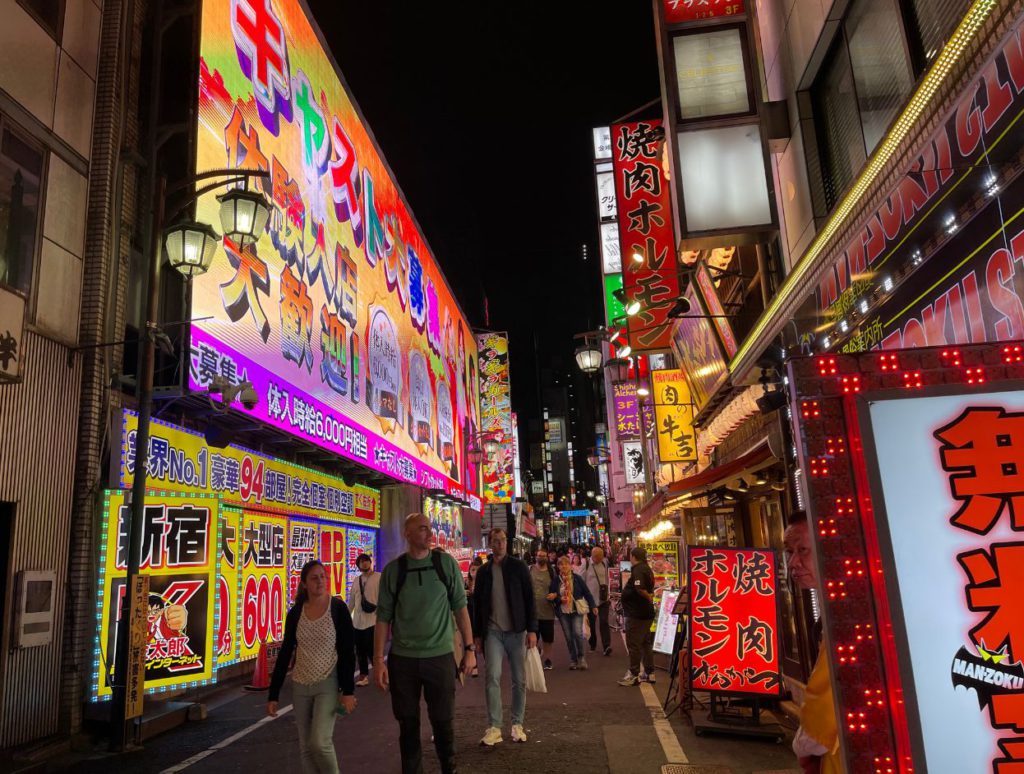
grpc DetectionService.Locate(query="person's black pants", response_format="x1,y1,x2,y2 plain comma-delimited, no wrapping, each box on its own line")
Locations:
625,617,655,676
354,626,374,676
388,652,457,774
588,602,612,651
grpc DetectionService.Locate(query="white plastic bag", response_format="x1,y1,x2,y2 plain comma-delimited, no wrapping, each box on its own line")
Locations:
524,646,547,693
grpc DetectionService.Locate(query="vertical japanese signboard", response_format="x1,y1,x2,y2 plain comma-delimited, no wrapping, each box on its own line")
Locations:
612,120,679,353
239,511,286,660
613,381,641,441
652,369,696,463
217,507,242,665
126,574,149,718
476,331,514,503
288,519,318,601
865,390,1024,772
688,547,782,695
345,527,377,598
194,0,480,506
319,524,347,597
94,491,219,700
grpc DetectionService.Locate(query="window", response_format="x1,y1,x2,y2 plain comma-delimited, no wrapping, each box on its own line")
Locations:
847,0,914,153
906,0,972,69
17,0,63,41
0,122,44,297
810,0,914,212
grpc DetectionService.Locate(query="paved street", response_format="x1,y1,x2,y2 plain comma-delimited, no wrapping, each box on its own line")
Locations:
56,627,799,774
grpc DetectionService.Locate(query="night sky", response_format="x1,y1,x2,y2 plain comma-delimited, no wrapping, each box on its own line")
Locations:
308,1,661,423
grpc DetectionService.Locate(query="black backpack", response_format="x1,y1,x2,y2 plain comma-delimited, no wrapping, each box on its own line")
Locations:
394,548,455,608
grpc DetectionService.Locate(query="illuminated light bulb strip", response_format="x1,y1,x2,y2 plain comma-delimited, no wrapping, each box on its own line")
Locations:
728,0,1000,377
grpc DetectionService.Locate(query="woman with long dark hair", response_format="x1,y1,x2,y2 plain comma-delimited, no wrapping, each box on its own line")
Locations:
268,560,357,773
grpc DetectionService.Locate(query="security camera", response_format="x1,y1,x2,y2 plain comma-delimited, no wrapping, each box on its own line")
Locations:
238,382,258,410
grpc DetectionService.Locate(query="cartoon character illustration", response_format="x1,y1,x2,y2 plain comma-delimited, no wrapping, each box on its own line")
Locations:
148,592,188,640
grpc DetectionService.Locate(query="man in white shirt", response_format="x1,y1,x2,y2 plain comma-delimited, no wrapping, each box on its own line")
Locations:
347,553,380,687
583,547,612,656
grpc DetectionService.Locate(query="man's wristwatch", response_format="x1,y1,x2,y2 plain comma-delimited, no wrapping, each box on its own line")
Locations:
465,644,477,652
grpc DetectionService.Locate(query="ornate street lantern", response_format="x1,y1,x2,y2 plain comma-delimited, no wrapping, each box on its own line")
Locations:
164,221,220,278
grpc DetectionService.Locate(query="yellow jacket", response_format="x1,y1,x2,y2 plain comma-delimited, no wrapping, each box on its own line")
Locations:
800,640,844,774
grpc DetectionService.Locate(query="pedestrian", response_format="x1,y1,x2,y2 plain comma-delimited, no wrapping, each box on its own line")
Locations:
530,547,558,670
618,546,656,686
472,528,538,746
554,555,596,670
346,552,379,687
581,546,613,656
374,513,476,774
267,560,357,774
785,511,840,774
465,555,484,677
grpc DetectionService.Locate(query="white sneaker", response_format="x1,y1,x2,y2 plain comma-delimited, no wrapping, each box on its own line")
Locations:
511,724,527,742
618,671,640,686
355,676,369,687
646,672,657,684
480,726,503,746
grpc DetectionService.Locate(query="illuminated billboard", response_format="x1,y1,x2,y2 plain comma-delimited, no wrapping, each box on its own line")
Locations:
477,331,513,503
194,0,480,506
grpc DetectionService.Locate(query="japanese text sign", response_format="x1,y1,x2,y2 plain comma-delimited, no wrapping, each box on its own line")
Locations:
652,369,696,463
120,410,379,527
688,547,782,695
193,0,481,507
94,491,219,700
238,510,287,661
665,0,746,24
612,120,679,353
477,332,513,503
613,381,641,441
867,391,1024,771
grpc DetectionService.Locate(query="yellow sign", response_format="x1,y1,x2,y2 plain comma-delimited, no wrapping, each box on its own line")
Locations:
217,508,242,666
239,511,287,661
126,574,149,719
121,410,380,527
652,369,697,463
94,491,219,699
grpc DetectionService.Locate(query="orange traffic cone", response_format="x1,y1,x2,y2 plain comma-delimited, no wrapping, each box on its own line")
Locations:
244,637,271,691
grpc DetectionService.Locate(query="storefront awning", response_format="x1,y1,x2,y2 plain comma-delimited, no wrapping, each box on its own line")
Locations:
637,443,775,528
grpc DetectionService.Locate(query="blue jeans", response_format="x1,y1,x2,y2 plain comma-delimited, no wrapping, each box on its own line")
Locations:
292,674,340,774
558,614,586,664
484,628,527,728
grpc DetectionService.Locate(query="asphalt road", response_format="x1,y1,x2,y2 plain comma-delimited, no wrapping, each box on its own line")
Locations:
55,624,800,774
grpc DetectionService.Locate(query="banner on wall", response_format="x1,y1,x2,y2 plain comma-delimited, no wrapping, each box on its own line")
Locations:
638,539,681,594
94,491,219,699
476,332,514,503
688,546,782,696
671,283,729,411
193,0,481,508
345,527,377,598
217,507,242,666
320,524,347,597
652,369,696,463
425,497,464,553
121,411,379,527
239,511,287,661
612,120,679,353
623,441,646,485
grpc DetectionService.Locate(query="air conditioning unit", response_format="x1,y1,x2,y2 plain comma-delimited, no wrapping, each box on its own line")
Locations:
14,570,57,648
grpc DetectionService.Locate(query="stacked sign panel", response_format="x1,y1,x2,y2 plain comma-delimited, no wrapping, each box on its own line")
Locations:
477,332,514,503
612,120,679,353
193,0,480,505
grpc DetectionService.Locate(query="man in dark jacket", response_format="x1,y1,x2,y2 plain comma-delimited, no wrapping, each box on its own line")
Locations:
473,528,538,746
618,546,656,686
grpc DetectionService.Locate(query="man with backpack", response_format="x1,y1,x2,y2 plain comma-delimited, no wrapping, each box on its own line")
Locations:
346,553,380,687
374,513,475,774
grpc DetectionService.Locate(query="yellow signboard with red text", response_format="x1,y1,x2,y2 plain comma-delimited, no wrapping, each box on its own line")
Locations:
652,369,697,463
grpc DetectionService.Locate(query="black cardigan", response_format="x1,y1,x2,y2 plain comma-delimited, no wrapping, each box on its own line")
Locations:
269,597,356,701
472,556,538,635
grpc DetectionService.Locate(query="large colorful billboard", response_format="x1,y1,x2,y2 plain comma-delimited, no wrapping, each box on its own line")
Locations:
688,546,782,696
120,411,379,527
866,390,1024,772
193,0,480,507
94,491,219,700
238,510,287,661
477,331,513,503
612,120,679,353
